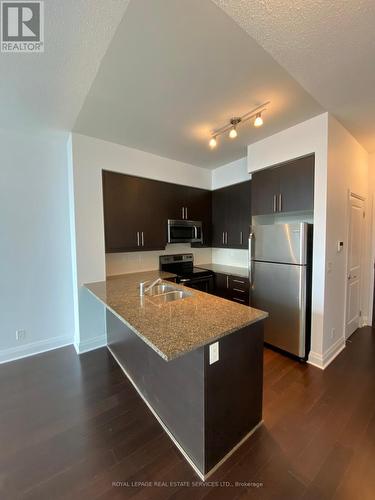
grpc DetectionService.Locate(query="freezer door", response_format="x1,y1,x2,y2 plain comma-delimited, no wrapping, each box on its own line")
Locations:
252,223,308,265
250,261,306,357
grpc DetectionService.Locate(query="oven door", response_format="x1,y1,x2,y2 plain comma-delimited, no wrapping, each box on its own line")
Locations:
168,220,203,244
180,275,214,293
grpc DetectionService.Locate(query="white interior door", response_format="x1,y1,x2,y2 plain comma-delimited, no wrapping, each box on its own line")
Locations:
345,195,364,339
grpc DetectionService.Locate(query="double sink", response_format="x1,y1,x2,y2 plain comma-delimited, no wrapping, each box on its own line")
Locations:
143,282,192,304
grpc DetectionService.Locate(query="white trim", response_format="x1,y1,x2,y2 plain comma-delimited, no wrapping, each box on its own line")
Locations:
361,315,369,327
74,334,107,354
0,335,73,365
204,421,263,479
108,345,262,480
344,191,366,340
369,192,375,327
308,337,346,370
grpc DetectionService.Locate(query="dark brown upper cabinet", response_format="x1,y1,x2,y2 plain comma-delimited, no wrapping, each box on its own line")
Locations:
102,171,167,252
187,187,212,247
251,155,314,216
212,181,251,249
102,171,212,252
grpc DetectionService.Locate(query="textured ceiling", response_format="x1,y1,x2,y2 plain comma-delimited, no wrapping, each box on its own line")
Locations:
74,0,323,168
0,0,129,134
213,0,375,153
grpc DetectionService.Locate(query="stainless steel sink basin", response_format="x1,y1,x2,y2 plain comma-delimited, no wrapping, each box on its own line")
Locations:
141,280,192,304
148,289,192,304
145,284,176,296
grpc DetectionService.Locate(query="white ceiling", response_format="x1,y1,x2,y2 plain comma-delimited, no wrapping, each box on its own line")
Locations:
213,0,375,154
0,0,129,134
74,0,323,168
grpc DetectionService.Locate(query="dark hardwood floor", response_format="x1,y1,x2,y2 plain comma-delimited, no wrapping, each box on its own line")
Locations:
1,328,374,499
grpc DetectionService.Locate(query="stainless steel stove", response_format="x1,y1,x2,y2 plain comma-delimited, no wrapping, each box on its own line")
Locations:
159,254,214,293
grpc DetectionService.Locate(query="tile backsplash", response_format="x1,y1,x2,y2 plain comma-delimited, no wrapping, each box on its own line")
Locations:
106,244,212,276
211,248,248,268
106,244,249,276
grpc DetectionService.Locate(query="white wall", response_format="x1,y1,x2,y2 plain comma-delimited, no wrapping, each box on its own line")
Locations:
248,113,329,366
0,130,74,363
212,157,250,190
69,133,212,351
325,116,369,355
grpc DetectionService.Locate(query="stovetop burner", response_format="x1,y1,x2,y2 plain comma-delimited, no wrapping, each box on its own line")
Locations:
159,254,214,287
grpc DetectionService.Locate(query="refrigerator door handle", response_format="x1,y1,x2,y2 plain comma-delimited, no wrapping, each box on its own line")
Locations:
249,232,254,287
298,265,307,357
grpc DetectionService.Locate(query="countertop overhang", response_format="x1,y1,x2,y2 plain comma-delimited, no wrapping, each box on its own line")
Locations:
84,270,268,361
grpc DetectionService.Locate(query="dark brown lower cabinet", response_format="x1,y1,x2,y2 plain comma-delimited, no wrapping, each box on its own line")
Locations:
107,309,264,477
214,273,250,305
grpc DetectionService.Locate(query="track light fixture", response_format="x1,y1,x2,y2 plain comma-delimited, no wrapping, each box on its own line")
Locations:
208,101,269,149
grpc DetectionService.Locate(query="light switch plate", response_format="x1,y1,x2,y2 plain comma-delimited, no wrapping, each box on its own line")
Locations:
209,342,219,365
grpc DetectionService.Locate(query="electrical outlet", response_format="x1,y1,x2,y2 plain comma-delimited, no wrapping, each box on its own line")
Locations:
209,342,219,365
331,328,335,339
16,329,26,341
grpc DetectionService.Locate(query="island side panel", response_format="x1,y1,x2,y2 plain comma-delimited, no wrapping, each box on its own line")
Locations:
106,310,205,473
204,321,264,473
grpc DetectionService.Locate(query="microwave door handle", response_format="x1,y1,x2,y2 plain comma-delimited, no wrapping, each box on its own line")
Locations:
194,226,198,240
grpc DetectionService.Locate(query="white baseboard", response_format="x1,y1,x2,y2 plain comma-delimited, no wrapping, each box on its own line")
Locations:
0,335,73,365
74,334,107,354
360,316,369,327
308,337,346,370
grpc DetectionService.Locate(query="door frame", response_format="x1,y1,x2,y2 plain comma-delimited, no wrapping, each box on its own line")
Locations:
344,191,366,339
370,192,375,327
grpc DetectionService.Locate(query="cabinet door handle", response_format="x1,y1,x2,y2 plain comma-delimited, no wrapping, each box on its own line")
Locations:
225,232,228,245
233,297,246,304
278,194,282,212
233,288,245,293
273,195,277,213
141,231,145,247
240,231,243,245
137,231,140,247
226,275,229,288
222,232,225,245
233,279,245,284
185,207,188,220
182,207,184,219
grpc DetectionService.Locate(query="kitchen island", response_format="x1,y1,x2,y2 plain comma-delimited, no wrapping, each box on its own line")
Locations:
85,271,268,479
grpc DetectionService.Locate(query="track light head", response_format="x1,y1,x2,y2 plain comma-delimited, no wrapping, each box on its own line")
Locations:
254,112,263,127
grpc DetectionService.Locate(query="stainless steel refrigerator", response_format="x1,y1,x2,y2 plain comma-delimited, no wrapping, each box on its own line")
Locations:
249,223,312,359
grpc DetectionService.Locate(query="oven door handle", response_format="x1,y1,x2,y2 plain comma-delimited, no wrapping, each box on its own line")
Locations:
179,278,191,283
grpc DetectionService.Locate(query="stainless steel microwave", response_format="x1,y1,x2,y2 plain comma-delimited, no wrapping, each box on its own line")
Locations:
167,219,203,244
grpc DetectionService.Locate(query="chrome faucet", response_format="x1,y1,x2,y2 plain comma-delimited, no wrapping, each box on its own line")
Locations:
139,277,163,296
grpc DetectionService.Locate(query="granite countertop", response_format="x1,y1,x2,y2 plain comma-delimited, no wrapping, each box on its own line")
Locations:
85,270,267,361
197,263,249,279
